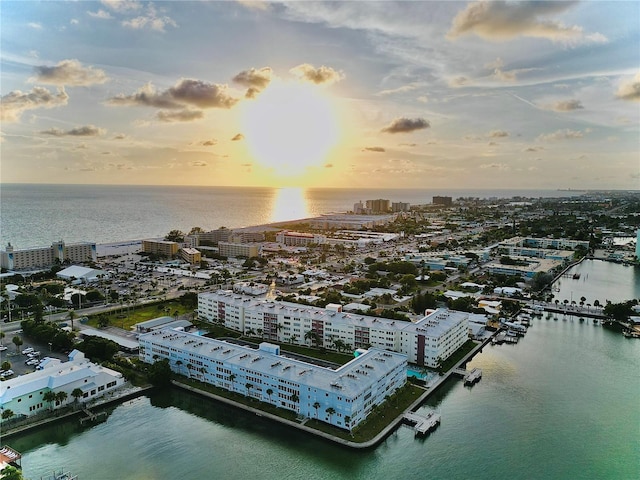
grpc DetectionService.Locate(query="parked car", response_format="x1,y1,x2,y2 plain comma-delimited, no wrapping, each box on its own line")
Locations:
1,369,14,378
26,358,39,366
0,345,7,351
22,347,34,355
27,351,41,358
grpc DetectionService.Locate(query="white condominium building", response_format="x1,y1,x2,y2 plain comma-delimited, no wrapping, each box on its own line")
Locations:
276,231,327,246
198,291,470,368
1,241,97,271
139,330,407,430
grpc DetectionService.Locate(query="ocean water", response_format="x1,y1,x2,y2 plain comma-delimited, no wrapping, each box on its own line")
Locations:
0,183,579,248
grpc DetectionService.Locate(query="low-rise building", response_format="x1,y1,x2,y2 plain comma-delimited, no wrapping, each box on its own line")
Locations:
139,331,407,430
0,350,125,420
198,291,470,367
180,247,202,265
276,231,326,246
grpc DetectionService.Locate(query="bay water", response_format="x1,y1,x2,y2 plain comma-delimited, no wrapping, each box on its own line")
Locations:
9,262,640,479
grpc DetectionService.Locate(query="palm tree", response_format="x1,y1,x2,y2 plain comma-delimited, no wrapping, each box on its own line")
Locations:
72,388,84,407
43,390,57,410
325,407,336,424
594,299,601,310
344,415,352,432
290,393,299,404
12,336,22,354
313,401,321,419
266,388,273,403
1,409,15,421
176,360,184,376
186,363,193,378
245,382,253,399
55,391,68,407
67,309,76,330
228,373,236,391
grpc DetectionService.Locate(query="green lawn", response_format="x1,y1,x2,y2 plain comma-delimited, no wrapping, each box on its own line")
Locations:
87,300,194,330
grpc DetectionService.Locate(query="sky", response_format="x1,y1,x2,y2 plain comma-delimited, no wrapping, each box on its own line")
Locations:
1,0,639,190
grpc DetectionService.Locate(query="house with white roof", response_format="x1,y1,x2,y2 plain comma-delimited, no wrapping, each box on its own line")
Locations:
0,350,124,421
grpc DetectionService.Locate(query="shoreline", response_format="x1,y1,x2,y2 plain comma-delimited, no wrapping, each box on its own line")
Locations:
0,334,495,447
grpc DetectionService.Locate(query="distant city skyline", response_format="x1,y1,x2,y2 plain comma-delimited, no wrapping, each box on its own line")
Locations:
1,1,638,189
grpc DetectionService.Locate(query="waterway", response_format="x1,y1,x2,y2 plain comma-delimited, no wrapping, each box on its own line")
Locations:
9,324,639,478
552,259,640,305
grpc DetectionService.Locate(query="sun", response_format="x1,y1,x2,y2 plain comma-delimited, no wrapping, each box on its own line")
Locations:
240,80,339,178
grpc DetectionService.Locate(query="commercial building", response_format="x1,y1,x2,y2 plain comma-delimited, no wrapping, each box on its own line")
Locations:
139,330,407,430
142,239,179,258
180,247,202,265
366,199,391,213
198,291,470,367
218,242,260,258
276,231,326,246
1,240,97,271
0,350,125,420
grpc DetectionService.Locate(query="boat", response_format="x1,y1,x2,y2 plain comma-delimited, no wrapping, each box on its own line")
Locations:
623,330,640,339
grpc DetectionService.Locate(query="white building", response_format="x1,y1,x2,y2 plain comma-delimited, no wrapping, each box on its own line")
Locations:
0,350,125,420
276,231,326,246
198,291,470,367
1,241,97,271
139,330,407,430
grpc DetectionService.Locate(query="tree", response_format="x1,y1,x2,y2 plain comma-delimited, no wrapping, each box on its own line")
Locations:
1,361,10,372
325,407,336,424
72,388,84,406
266,388,274,403
1,409,14,421
43,390,57,410
313,401,321,419
186,363,193,377
148,359,173,387
290,393,299,404
344,415,352,432
11,336,22,354
245,382,253,399
228,373,236,391
165,230,185,243
0,465,25,480
55,391,68,407
67,309,76,330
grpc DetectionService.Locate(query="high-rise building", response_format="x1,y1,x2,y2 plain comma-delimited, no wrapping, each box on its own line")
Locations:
432,196,453,207
365,199,391,213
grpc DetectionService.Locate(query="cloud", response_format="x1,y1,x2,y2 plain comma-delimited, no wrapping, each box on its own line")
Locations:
537,128,584,142
325,164,334,168
233,67,273,89
376,84,420,96
448,76,471,88
399,143,417,147
107,79,238,110
615,72,640,102
448,1,607,44
87,9,113,20
200,139,217,146
156,109,204,123
28,22,43,30
31,59,108,87
381,117,430,134
488,130,509,138
70,19,79,25
114,134,126,140
524,146,543,152
290,63,344,85
546,99,584,111
417,96,428,104
122,4,177,32
231,133,244,141
101,0,141,12
363,146,386,152
237,1,270,11
0,87,69,122
40,125,105,137
479,162,510,170
190,161,208,167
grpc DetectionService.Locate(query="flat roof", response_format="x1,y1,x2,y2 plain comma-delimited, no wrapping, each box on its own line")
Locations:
140,329,407,398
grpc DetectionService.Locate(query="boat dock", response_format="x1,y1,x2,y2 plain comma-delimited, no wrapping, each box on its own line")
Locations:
0,445,22,469
463,368,482,385
40,470,78,480
492,332,518,344
79,407,107,426
402,411,441,435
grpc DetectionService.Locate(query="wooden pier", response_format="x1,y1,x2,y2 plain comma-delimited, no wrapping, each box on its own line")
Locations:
79,408,107,426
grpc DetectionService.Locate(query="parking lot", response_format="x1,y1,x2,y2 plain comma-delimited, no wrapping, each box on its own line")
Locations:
0,333,68,380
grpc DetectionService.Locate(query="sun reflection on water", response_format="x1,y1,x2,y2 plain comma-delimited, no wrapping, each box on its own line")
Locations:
269,187,311,223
